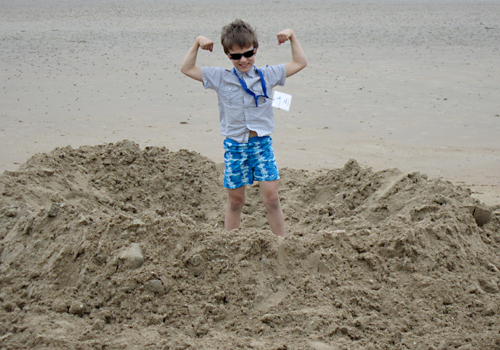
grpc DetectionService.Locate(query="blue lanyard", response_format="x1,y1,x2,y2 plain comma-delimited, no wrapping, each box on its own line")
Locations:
233,68,269,107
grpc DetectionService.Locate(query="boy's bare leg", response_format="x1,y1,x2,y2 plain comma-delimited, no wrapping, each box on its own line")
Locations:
259,180,286,237
225,186,246,231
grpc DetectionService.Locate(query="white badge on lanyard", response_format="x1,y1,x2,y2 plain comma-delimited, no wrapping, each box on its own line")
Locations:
272,91,292,111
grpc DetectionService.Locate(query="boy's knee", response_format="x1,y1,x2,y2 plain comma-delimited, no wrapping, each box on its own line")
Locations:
263,193,280,210
228,194,245,211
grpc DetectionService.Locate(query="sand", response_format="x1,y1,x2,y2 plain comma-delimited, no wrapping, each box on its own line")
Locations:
1,0,500,349
1,141,500,349
1,0,499,205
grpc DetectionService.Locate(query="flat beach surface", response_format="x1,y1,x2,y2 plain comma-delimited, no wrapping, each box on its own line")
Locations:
1,0,499,205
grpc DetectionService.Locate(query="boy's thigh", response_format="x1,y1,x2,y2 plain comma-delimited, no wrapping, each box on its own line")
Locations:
223,136,279,188
251,141,280,183
224,156,253,189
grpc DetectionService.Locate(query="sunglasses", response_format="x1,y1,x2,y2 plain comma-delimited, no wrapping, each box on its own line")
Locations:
228,48,256,60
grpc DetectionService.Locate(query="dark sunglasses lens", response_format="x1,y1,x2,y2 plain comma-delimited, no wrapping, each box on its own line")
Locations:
230,49,254,60
243,50,255,58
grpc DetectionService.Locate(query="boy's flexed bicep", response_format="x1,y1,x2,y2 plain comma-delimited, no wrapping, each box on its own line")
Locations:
181,36,213,82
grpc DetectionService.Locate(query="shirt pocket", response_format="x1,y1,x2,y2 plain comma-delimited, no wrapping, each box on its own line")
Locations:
218,84,240,105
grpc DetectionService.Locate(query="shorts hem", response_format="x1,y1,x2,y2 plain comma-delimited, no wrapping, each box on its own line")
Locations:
254,175,280,183
224,181,254,189
224,174,280,189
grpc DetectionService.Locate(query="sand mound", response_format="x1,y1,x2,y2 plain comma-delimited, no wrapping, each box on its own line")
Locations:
1,141,499,349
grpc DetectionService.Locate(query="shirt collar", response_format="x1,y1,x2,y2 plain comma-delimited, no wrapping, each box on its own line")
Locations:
234,65,258,78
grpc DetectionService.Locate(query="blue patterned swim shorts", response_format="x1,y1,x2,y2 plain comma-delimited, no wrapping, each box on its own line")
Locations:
223,136,280,189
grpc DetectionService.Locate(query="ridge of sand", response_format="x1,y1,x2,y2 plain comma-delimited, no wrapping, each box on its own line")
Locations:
1,141,499,349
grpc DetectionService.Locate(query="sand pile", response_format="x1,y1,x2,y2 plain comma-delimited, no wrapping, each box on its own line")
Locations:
1,141,499,349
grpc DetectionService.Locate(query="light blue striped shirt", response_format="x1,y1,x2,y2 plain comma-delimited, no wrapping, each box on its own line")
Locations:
201,64,286,144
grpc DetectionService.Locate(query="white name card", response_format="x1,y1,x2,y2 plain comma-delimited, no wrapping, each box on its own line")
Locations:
272,91,292,111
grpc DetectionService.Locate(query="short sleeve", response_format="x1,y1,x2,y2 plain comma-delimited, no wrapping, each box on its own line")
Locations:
261,64,286,88
201,67,225,90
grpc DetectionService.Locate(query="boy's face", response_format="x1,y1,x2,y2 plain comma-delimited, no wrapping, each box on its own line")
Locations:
228,45,256,73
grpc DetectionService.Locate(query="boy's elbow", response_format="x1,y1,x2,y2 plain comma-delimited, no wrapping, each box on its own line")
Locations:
301,55,308,68
297,59,307,72
180,63,193,76
180,66,203,82
286,60,307,77
295,58,307,71
180,66,194,78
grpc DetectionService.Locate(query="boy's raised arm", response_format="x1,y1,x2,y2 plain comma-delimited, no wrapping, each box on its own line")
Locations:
277,29,307,78
180,36,214,82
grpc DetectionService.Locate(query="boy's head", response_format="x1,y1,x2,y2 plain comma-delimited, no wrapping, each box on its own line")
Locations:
221,19,258,55
221,20,259,73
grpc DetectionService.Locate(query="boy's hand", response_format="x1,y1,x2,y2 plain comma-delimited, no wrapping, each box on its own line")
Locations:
197,36,213,52
277,29,294,45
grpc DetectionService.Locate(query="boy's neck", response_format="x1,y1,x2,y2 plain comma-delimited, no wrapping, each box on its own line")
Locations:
234,65,255,74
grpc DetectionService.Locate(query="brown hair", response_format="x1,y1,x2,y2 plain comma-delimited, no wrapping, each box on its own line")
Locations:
220,19,259,54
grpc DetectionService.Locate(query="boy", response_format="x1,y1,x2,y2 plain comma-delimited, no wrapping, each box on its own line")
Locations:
180,19,307,237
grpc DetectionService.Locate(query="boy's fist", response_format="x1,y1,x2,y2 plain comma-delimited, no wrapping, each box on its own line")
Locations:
197,36,213,52
277,29,294,45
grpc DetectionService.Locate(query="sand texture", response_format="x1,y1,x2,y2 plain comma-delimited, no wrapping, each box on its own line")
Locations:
1,0,500,349
1,141,500,349
1,0,499,204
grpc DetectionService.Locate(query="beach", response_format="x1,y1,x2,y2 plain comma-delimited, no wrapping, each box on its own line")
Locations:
1,0,499,205
1,1,500,349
